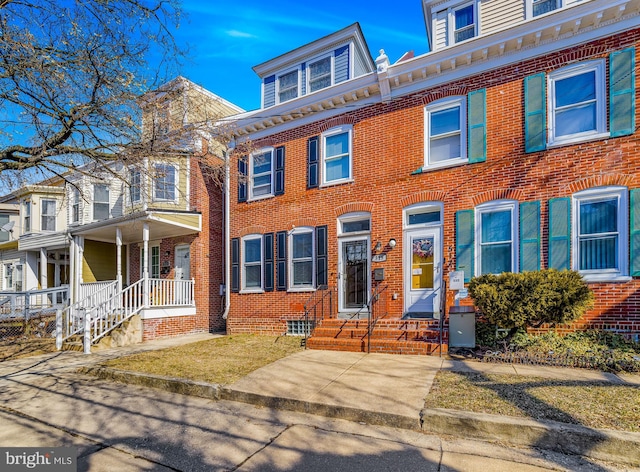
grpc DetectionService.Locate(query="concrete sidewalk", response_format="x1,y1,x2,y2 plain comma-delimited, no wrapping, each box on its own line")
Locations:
4,333,640,468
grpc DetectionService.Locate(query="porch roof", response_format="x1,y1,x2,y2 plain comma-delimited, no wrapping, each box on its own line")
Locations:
70,210,202,244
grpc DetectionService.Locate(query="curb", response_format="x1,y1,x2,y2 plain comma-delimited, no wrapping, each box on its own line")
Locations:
80,366,640,468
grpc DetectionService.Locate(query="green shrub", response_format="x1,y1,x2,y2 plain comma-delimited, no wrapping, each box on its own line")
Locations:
468,270,594,341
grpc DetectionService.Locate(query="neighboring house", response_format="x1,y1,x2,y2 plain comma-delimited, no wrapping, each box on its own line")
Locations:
0,77,243,349
228,0,640,353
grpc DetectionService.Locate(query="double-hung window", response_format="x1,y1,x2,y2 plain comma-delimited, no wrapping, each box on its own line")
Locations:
278,69,299,103
453,3,475,43
250,149,274,199
308,56,332,93
93,184,109,221
242,235,263,291
289,228,314,289
0,214,9,242
154,163,176,201
71,189,80,224
548,61,606,146
24,201,31,233
476,201,518,275
130,169,141,204
41,199,57,231
425,97,466,167
572,187,628,281
531,0,558,16
322,125,352,185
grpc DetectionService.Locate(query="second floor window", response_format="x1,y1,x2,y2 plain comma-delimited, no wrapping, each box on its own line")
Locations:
250,149,273,199
0,214,9,242
154,164,176,201
41,199,56,231
24,201,31,233
425,97,466,167
322,126,352,185
130,170,141,203
71,189,80,224
93,184,110,221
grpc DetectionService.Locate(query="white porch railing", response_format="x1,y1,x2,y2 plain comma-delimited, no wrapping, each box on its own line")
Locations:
56,277,195,353
78,281,118,303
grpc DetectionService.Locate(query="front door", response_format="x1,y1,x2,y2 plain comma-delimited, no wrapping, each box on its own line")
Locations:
404,229,441,317
174,245,191,280
339,238,369,314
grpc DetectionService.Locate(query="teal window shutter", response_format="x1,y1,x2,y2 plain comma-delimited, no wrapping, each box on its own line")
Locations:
610,47,636,137
524,73,546,153
630,189,640,276
456,209,474,282
519,201,541,272
468,89,486,163
548,198,571,270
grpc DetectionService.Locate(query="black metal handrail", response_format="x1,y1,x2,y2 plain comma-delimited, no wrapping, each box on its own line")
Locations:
365,284,389,353
303,285,335,348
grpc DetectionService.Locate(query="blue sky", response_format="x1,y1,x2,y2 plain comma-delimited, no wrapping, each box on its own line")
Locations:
173,0,430,111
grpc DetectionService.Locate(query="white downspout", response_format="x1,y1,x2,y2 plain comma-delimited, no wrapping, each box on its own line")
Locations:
222,149,231,320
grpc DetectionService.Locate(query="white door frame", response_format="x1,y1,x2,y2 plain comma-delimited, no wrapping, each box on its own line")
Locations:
403,226,443,318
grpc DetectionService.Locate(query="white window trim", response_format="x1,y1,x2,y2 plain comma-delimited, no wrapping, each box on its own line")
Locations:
276,66,301,105
337,212,371,237
547,60,607,148
450,2,477,45
475,200,519,276
424,96,467,170
41,198,57,232
71,189,80,224
288,227,316,292
241,234,264,293
153,163,179,203
249,147,275,201
572,186,629,282
23,200,31,233
321,125,353,187
129,169,142,205
92,183,110,221
306,52,334,95
403,202,444,229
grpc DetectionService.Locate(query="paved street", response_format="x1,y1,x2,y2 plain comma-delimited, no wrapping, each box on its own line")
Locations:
0,349,627,471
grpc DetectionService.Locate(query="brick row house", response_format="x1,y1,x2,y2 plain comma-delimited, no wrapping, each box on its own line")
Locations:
227,0,640,353
0,77,242,349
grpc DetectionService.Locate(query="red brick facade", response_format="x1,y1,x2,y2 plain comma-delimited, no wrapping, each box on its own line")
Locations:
228,29,640,340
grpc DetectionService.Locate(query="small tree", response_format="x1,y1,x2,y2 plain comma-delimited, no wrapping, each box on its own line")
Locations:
468,269,594,343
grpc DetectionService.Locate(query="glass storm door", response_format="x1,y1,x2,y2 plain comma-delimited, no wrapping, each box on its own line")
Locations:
404,229,441,317
339,238,369,312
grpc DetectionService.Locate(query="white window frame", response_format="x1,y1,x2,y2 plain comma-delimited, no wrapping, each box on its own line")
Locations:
93,184,110,221
527,0,571,18
71,189,80,224
276,66,300,104
129,169,142,204
475,200,519,276
41,199,57,232
241,234,263,292
249,147,274,200
288,227,315,291
321,125,353,186
153,163,178,202
306,53,334,94
338,212,371,237
404,202,444,229
548,60,607,147
424,96,467,169
572,187,629,282
450,2,476,44
24,200,31,233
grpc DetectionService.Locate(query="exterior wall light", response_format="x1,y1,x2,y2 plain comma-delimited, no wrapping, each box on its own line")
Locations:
388,238,396,249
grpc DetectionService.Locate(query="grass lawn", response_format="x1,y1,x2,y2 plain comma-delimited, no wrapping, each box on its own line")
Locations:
102,334,304,385
426,371,640,432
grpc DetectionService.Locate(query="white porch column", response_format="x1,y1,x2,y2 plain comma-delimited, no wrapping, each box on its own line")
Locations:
116,227,123,292
143,223,150,307
39,247,48,289
69,236,76,303
76,236,84,300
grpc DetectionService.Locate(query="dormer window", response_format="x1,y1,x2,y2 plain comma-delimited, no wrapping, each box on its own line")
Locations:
432,2,477,50
532,0,558,16
453,4,475,43
278,69,299,103
308,56,332,93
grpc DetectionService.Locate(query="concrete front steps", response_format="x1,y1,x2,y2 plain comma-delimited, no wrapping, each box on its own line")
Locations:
306,318,447,356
